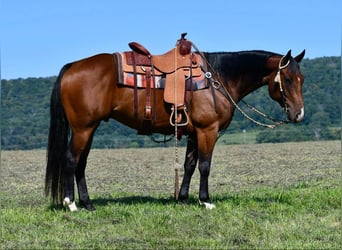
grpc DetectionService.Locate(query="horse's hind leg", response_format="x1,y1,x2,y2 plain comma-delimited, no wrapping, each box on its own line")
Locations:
76,132,96,211
63,148,78,211
64,127,96,211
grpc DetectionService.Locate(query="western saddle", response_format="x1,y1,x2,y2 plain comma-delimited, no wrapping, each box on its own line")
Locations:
121,33,203,133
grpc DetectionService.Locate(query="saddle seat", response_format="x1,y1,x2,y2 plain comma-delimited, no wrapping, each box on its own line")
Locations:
128,41,198,74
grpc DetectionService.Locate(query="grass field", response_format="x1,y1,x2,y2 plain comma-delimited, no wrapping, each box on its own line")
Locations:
0,141,341,249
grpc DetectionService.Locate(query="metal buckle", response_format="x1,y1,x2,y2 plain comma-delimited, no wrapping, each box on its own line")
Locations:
205,72,212,79
212,80,221,89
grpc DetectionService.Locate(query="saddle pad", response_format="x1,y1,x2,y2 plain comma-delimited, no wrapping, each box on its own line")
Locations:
114,52,208,90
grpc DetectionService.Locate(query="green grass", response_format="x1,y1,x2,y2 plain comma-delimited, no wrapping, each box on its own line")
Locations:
1,181,340,249
1,141,341,249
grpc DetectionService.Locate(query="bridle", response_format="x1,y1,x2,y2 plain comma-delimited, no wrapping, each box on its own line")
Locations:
274,55,290,115
217,55,292,128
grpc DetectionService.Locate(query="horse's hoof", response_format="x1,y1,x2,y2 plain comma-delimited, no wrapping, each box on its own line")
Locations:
85,204,96,211
177,196,189,205
63,197,78,212
199,200,216,209
80,201,96,211
178,198,189,205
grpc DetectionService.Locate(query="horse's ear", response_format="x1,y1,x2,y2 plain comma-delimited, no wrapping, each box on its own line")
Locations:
294,49,305,63
285,49,292,57
280,50,291,66
281,50,292,66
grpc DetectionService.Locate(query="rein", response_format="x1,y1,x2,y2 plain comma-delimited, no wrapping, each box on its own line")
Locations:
241,100,289,125
210,78,285,129
192,43,290,129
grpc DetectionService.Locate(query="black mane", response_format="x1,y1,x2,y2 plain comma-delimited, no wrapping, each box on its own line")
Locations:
203,50,280,81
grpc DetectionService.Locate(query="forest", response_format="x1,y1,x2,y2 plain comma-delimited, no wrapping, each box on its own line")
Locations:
1,56,340,150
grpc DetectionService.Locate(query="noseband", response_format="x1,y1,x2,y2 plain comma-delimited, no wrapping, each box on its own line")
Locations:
274,56,290,114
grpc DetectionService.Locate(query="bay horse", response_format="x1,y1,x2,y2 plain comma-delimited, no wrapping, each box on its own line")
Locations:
45,44,305,211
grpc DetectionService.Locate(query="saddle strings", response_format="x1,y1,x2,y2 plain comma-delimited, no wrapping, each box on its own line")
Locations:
173,41,180,200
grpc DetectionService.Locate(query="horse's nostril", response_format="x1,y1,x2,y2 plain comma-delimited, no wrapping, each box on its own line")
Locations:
295,107,305,122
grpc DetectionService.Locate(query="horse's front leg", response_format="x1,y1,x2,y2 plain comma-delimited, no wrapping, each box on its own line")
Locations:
179,135,198,204
196,128,217,209
198,153,215,209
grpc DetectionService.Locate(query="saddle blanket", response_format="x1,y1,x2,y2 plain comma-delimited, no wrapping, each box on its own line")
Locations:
114,52,208,91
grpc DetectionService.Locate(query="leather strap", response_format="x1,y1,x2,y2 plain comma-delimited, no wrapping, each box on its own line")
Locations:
132,52,138,118
144,68,152,120
210,80,218,113
188,54,194,101
151,62,157,124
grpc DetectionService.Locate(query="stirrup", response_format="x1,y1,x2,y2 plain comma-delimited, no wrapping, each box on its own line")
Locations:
170,105,189,126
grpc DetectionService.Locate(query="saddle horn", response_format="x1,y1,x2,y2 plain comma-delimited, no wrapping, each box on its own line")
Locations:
178,33,191,56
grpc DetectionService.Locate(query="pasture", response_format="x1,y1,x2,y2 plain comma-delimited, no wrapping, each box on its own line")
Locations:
0,141,340,249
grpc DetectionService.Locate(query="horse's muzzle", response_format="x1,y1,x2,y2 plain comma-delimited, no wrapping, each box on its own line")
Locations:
293,107,304,123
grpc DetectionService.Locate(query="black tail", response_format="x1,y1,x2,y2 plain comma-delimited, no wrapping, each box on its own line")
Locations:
45,64,72,205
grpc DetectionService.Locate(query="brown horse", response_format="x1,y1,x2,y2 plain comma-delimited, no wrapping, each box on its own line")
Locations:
45,45,305,211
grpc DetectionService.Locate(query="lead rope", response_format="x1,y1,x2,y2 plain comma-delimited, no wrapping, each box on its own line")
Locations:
173,43,179,200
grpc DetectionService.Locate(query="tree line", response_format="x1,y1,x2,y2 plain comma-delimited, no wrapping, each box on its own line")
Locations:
1,56,340,150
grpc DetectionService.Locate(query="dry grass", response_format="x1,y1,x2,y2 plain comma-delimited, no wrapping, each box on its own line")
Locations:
1,141,340,201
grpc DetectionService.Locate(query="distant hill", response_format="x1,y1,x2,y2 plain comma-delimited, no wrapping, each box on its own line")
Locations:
1,56,340,150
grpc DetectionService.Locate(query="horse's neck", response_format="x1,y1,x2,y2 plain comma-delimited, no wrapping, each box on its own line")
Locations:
205,51,272,102
234,75,267,101
216,70,268,103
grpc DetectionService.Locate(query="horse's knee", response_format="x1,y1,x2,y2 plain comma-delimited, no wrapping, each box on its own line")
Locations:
198,161,210,176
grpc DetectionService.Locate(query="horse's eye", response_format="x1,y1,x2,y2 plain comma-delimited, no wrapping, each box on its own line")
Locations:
285,77,291,84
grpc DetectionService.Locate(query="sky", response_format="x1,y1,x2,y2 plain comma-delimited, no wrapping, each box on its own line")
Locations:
1,0,341,79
